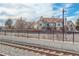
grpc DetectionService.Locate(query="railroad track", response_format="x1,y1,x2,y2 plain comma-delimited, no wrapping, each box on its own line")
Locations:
0,41,79,56
0,53,7,56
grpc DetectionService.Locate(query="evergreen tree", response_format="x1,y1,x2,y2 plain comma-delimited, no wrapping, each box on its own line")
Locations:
5,19,13,29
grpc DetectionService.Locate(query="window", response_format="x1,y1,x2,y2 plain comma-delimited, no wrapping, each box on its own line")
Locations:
47,23,49,27
58,23,60,26
40,24,42,26
57,23,62,27
53,23,56,27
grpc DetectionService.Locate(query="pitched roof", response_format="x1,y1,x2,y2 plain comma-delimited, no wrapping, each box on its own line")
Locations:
31,22,38,26
40,17,63,23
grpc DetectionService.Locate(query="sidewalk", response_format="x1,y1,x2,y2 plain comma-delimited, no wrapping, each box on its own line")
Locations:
0,35,79,53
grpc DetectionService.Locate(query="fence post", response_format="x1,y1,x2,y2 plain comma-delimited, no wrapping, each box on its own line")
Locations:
73,32,74,43
63,30,64,42
53,30,54,41
22,29,23,37
38,31,39,39
38,31,40,40
18,30,19,37
27,30,28,39
4,30,6,36
11,29,12,36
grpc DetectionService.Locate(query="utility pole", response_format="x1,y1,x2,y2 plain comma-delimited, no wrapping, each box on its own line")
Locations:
62,8,65,42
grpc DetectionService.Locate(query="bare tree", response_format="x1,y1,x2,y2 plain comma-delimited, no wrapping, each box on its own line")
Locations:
14,18,26,29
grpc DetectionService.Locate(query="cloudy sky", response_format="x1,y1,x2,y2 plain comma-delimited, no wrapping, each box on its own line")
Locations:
0,3,79,26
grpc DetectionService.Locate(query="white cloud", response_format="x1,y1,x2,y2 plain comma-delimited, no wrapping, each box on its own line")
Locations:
0,3,75,26
67,15,79,24
0,7,17,16
17,3,54,19
0,3,73,20
0,3,55,25
64,3,73,8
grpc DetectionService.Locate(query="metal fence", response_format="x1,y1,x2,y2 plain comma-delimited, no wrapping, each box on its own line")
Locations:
0,29,79,43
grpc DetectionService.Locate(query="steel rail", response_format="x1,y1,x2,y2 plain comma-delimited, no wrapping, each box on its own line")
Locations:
0,41,79,56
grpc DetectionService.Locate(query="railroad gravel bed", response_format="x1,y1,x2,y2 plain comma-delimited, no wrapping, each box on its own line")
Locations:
0,44,43,56
0,35,79,54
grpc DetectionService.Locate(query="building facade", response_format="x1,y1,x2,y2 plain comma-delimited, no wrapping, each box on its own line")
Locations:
66,21,77,32
32,16,76,32
33,16,63,31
